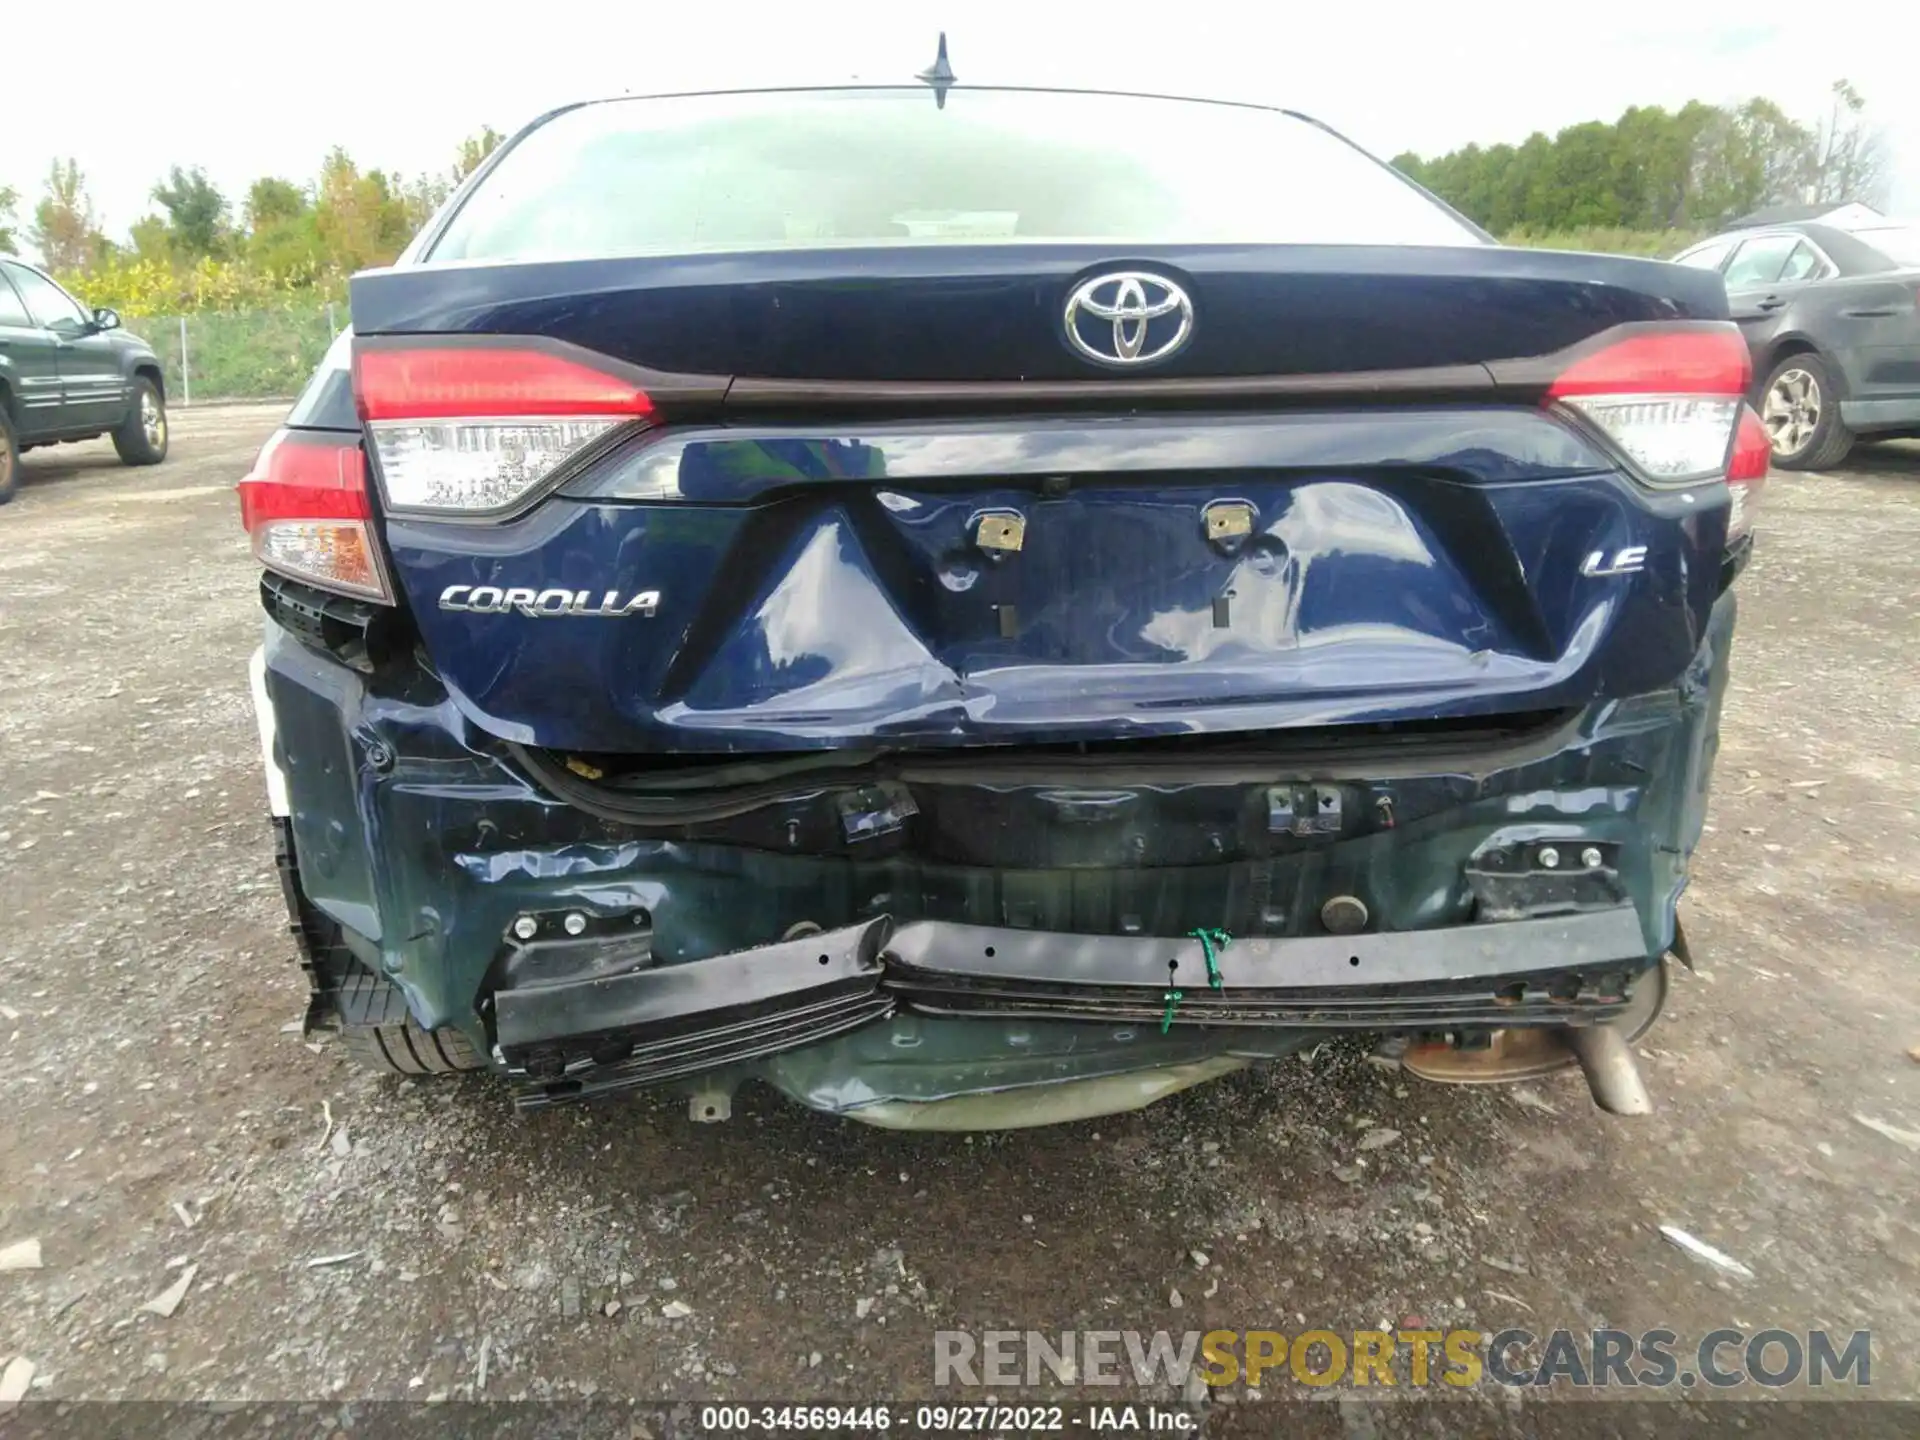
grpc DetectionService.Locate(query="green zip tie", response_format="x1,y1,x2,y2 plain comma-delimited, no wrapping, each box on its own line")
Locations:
1160,987,1184,1034
1188,927,1233,989
1164,929,1233,1031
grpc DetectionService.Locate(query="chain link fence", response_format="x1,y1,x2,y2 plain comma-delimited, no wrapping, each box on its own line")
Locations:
120,305,346,405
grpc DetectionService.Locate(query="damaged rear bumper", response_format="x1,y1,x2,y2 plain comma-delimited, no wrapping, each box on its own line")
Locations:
496,918,894,1105
492,907,1652,1110
253,591,1734,1124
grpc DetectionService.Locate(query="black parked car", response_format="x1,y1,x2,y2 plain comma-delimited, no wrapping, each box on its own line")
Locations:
1676,221,1920,468
0,258,170,504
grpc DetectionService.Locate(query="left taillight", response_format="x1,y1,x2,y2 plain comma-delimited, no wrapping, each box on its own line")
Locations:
237,429,392,603
353,343,654,516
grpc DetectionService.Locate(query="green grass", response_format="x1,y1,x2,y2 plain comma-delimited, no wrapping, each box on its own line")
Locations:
122,307,343,403
1499,227,1708,259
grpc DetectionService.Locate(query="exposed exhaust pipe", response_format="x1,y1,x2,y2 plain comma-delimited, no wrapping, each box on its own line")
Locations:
1393,959,1668,1114
1564,1023,1653,1116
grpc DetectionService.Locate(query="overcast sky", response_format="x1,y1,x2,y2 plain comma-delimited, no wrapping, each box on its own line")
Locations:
7,0,1918,255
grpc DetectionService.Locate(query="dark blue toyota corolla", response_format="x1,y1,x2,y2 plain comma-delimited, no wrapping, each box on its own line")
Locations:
239,83,1767,1127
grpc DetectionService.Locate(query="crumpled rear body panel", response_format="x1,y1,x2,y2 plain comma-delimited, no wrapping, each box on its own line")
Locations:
383,408,1732,754
261,590,1732,1116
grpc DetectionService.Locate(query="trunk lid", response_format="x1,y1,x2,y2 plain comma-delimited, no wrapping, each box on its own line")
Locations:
354,248,1731,755
351,244,1718,385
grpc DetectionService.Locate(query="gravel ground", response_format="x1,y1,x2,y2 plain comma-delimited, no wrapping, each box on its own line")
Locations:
1,407,1916,1412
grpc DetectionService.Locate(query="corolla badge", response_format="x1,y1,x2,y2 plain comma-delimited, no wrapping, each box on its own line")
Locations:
1063,271,1194,367
439,585,659,617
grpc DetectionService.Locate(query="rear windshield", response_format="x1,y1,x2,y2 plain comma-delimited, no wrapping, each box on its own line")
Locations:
430,87,1483,262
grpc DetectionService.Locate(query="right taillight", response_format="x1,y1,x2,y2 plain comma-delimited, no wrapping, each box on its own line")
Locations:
1724,404,1769,543
1545,327,1751,486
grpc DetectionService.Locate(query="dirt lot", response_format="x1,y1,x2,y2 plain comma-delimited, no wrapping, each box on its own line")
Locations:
1,406,1917,1414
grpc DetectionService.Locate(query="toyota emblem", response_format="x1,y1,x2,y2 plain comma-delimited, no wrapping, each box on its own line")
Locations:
1063,271,1194,367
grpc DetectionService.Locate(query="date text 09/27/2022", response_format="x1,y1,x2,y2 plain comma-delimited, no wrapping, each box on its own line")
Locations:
699,1405,1193,1434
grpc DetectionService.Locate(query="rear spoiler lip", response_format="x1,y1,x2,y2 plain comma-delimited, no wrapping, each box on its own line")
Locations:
343,333,1503,419
720,320,1743,414
340,320,1737,424
720,362,1499,414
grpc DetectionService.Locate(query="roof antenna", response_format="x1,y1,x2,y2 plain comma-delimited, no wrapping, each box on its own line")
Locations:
915,32,955,109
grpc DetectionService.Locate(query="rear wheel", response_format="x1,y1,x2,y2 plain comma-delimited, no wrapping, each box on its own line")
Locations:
1761,353,1852,470
112,377,169,465
278,820,485,1080
344,1018,485,1077
0,408,17,505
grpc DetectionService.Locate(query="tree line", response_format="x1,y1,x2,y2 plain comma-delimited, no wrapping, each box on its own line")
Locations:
0,127,504,314
0,81,1890,313
1391,81,1886,237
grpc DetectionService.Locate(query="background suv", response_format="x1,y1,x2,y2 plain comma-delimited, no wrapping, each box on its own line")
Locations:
0,259,170,504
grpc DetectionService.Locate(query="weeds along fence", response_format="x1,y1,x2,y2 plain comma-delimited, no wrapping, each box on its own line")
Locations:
120,305,345,404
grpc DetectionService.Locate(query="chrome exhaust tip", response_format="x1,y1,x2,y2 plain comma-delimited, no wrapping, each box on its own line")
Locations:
1564,1021,1653,1116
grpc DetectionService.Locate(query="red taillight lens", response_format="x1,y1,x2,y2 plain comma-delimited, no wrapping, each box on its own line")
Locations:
353,346,655,422
237,430,391,602
1546,326,1751,485
353,342,654,516
1724,404,1769,542
1545,329,1752,399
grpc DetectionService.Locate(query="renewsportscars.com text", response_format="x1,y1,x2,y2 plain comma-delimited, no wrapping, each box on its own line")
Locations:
933,1327,1872,1390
